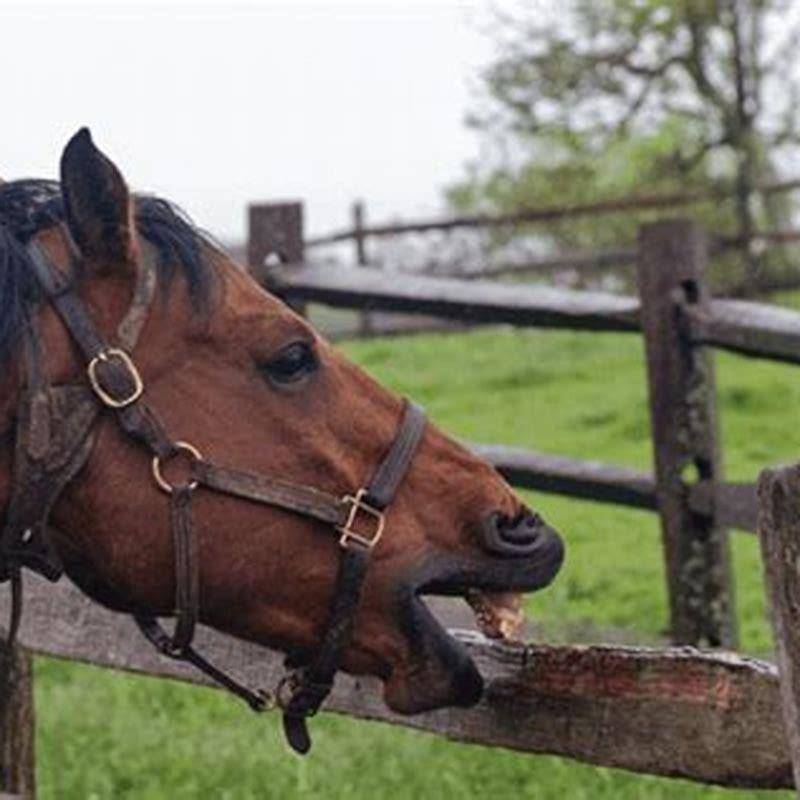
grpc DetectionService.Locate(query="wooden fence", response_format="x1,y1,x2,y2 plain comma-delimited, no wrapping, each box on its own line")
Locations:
305,179,800,246
6,206,800,795
306,182,800,297
0,576,794,795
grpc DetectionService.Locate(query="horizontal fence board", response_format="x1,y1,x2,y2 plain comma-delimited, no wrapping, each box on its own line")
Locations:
469,443,758,531
262,264,800,369
259,265,642,332
305,179,800,246
692,299,800,365
469,444,657,510
461,247,637,279
2,575,789,788
688,481,759,532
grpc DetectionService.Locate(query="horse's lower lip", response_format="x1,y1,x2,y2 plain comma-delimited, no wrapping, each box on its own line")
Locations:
382,526,564,714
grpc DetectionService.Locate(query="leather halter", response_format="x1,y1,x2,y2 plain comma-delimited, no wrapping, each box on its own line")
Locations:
0,230,427,754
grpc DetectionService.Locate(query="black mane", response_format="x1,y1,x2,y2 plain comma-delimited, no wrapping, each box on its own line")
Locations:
0,179,217,361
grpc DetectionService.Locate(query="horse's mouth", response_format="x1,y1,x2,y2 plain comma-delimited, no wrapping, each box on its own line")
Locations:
383,523,564,715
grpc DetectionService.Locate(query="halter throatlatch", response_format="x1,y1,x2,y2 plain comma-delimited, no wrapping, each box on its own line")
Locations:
0,231,426,754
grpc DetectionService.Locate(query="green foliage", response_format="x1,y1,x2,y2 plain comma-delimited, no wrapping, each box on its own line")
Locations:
449,0,800,261
35,317,799,798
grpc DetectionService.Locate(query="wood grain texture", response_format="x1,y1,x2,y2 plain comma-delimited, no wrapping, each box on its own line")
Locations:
689,298,800,365
688,480,758,532
469,443,657,510
473,440,758,531
0,574,790,788
0,643,35,799
259,264,642,332
758,465,800,790
248,203,306,316
247,203,304,268
258,256,800,370
637,220,736,648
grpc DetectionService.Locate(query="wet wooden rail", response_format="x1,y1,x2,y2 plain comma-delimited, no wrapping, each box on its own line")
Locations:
470,443,759,532
261,262,800,367
0,575,791,790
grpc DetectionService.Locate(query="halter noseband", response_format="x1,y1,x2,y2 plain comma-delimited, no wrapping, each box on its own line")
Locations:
0,231,427,754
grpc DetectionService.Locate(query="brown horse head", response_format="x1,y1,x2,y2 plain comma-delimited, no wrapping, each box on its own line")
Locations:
0,130,563,716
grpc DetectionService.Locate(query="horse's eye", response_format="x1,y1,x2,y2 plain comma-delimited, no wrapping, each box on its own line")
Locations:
260,341,318,385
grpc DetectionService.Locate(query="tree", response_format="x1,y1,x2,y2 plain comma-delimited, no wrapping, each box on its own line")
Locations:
449,0,800,291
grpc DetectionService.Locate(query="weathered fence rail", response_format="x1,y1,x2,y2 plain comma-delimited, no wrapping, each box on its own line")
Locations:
262,262,800,367
692,299,800,365
257,263,642,331
470,444,657,511
469,443,759,531
0,575,792,790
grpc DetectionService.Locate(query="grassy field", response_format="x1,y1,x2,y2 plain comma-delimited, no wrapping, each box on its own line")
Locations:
35,317,800,799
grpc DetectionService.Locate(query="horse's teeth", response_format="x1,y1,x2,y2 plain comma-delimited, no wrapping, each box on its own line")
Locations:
464,590,525,641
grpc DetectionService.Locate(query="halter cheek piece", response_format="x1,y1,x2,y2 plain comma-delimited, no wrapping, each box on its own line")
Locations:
0,232,427,755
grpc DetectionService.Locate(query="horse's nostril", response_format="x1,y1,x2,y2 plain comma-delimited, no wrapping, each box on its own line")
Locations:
499,511,542,541
480,510,550,557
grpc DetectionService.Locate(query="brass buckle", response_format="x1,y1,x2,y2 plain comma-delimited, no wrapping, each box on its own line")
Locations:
87,348,144,409
152,441,204,494
337,488,385,550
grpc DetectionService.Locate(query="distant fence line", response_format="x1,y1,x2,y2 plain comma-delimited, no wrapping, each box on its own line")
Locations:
459,229,800,284
304,182,800,307
305,178,800,247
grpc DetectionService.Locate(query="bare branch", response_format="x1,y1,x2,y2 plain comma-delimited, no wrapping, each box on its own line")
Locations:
684,11,732,116
673,135,732,174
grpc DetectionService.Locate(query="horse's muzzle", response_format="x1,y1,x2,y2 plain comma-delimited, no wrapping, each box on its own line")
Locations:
479,509,562,560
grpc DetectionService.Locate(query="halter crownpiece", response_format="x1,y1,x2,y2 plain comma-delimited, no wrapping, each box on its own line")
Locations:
0,228,427,754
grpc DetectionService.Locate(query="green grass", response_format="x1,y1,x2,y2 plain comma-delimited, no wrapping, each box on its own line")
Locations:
36,321,799,798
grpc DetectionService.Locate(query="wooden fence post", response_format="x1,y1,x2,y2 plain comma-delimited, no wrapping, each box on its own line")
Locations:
247,202,306,316
637,220,736,647
0,641,35,799
758,464,800,789
353,200,373,336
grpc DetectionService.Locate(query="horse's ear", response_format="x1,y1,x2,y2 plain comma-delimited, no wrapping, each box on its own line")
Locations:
60,128,135,266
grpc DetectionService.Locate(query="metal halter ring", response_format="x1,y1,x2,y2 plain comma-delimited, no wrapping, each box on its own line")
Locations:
152,442,204,494
87,348,144,409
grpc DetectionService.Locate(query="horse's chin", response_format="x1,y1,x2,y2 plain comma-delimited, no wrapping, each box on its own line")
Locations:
382,525,564,715
382,593,484,714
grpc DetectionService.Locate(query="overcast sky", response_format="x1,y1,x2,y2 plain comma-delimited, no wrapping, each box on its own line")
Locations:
2,1,500,241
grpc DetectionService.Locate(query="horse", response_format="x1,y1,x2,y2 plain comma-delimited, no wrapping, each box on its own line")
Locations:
0,129,564,752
